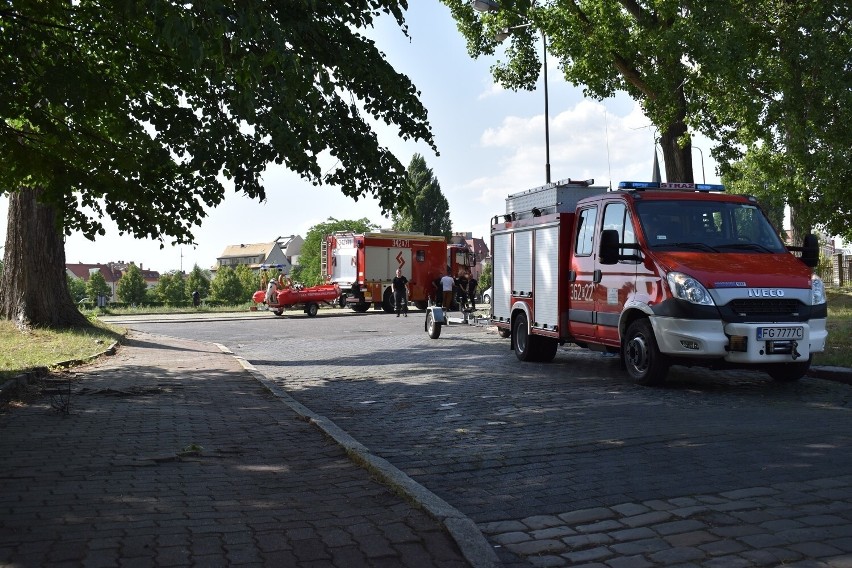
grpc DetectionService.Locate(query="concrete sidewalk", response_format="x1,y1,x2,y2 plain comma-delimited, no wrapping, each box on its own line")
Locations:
0,331,490,567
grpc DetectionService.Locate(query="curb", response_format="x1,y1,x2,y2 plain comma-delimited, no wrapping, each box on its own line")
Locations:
220,344,501,568
0,340,121,404
808,365,852,385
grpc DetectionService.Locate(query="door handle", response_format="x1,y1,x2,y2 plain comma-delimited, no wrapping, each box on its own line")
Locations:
593,269,602,284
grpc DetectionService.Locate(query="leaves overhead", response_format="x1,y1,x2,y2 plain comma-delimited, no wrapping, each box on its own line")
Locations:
0,0,436,244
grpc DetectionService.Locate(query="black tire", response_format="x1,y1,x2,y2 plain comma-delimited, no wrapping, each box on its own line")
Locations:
414,301,428,310
272,309,283,316
497,328,511,339
338,294,347,308
623,319,668,385
306,303,319,317
382,288,395,313
767,356,811,382
513,313,537,362
351,303,370,313
426,311,442,339
536,338,558,362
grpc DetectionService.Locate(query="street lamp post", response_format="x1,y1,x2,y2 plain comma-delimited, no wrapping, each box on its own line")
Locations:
692,146,706,184
472,0,550,184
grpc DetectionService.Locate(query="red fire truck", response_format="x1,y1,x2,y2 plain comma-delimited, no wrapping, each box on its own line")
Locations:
469,179,827,385
323,231,476,312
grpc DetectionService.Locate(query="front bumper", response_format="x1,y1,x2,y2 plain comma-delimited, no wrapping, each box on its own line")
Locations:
651,316,827,363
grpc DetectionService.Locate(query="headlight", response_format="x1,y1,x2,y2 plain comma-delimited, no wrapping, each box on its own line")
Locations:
811,275,826,305
666,272,715,306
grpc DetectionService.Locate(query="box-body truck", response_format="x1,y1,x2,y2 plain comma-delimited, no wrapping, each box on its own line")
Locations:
488,179,827,385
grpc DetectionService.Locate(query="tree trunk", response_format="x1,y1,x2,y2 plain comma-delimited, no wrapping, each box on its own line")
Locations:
0,187,89,329
659,122,694,184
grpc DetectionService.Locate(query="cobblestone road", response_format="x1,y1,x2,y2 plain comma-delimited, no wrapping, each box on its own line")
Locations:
119,310,852,567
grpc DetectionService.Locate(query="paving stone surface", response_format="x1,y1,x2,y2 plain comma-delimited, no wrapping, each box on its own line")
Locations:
100,310,852,566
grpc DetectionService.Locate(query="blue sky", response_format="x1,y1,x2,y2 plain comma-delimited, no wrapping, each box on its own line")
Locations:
1,2,721,273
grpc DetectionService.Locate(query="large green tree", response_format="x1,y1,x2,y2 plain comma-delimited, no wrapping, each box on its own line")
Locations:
446,0,850,239
116,264,148,305
0,0,435,329
85,271,112,303
446,0,702,182
392,154,452,238
209,266,244,305
186,264,212,300
293,218,377,286
155,271,187,305
707,1,851,242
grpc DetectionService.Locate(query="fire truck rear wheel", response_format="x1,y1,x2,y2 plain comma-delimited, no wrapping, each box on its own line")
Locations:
426,311,442,339
623,319,668,386
382,288,395,313
306,303,319,317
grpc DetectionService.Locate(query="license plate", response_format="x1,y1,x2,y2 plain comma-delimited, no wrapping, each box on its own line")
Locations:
756,326,804,340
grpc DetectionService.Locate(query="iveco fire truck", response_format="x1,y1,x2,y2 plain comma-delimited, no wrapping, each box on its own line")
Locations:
323,231,476,312
485,178,827,385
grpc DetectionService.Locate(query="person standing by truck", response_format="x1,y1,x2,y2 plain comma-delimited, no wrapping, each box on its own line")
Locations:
455,271,469,311
392,268,409,317
440,271,455,311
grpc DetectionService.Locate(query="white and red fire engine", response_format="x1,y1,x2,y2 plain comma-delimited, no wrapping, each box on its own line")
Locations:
431,178,827,385
323,231,476,312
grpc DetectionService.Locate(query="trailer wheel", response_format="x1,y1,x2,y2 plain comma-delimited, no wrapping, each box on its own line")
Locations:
351,303,370,313
498,328,511,339
623,319,668,385
306,303,319,317
426,311,442,339
513,314,537,362
338,294,347,308
414,301,428,310
767,356,811,382
273,309,283,316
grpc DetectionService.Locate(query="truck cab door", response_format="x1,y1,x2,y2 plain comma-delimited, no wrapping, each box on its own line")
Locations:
596,202,638,344
568,206,599,342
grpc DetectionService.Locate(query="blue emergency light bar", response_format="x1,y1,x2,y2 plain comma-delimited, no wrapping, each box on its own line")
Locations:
619,181,725,192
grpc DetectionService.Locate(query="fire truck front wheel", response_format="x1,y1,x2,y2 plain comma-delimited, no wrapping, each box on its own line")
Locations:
623,319,669,386
766,356,811,382
513,314,538,362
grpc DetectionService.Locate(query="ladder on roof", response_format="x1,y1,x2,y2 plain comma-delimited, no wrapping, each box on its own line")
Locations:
320,235,328,279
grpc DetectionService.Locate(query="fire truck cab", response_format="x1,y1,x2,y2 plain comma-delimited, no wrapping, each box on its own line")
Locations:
489,179,827,385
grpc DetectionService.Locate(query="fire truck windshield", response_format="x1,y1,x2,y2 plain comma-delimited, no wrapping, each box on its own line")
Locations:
636,200,786,253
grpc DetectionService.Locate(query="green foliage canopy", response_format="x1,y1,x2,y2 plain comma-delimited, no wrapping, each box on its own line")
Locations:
66,274,87,303
186,264,212,299
116,264,148,304
86,271,111,301
1,0,436,246
155,271,187,305
209,266,244,304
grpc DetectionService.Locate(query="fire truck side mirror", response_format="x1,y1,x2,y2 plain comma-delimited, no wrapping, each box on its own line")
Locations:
800,234,820,268
599,230,620,265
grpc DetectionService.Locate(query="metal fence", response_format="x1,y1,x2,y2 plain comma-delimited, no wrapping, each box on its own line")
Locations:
817,253,852,288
